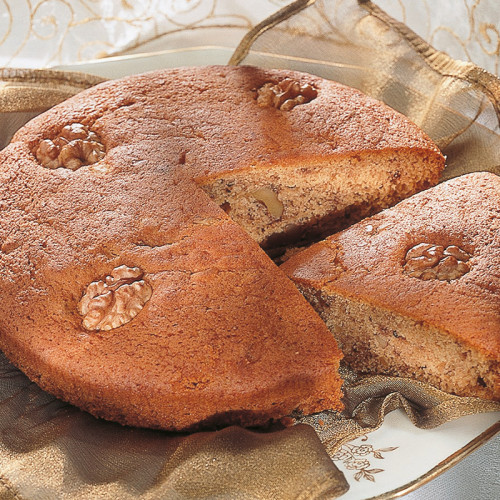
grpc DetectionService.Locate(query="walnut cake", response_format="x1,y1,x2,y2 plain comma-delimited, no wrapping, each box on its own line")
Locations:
0,66,445,430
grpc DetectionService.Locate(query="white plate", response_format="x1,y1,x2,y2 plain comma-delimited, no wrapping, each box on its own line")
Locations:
6,48,500,499
331,410,499,499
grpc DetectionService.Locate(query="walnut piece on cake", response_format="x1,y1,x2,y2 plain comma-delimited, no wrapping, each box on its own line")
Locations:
403,243,471,281
35,123,105,170
256,78,317,110
78,265,152,331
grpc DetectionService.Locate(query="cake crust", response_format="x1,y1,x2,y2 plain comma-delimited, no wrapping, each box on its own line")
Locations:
0,65,445,430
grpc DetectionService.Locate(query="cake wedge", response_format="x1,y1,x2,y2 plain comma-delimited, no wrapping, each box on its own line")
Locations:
282,172,500,400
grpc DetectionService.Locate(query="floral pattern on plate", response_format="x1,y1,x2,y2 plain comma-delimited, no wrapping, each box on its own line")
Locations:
332,435,398,482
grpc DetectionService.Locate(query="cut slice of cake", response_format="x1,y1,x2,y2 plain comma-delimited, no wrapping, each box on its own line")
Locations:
282,172,500,401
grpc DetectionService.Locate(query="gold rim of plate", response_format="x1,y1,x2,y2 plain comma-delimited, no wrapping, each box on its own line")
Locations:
368,420,500,500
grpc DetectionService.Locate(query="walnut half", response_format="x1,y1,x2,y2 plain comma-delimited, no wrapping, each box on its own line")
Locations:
35,123,105,170
251,187,284,219
78,265,152,331
256,78,318,111
403,243,471,281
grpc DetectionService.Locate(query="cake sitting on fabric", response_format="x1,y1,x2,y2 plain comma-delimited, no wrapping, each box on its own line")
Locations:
282,172,500,401
0,65,444,431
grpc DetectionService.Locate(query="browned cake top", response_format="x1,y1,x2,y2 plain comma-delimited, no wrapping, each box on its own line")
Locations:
0,65,443,429
14,65,442,183
282,172,500,360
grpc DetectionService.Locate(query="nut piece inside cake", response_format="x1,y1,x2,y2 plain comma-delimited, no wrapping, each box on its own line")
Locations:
251,187,284,219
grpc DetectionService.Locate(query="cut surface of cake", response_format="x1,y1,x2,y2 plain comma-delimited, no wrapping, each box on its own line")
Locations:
0,65,444,430
282,172,500,401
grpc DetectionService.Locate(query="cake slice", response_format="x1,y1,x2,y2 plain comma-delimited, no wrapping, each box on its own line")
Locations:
282,172,500,401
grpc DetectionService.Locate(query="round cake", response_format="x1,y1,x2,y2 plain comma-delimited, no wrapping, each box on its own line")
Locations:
0,65,445,430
